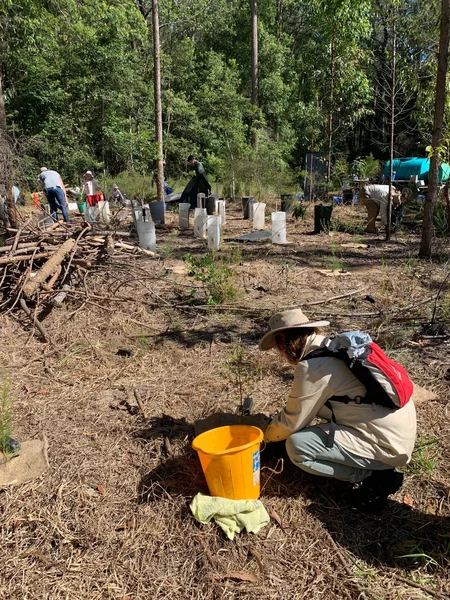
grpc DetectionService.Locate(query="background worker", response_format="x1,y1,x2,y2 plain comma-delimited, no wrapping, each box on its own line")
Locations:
110,183,124,203
259,309,416,513
179,155,210,209
38,167,70,222
82,170,103,206
359,183,401,233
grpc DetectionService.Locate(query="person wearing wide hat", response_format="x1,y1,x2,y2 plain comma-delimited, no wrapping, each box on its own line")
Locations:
259,309,416,512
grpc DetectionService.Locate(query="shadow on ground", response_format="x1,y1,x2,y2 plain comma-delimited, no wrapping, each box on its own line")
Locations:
136,413,450,572
150,318,268,348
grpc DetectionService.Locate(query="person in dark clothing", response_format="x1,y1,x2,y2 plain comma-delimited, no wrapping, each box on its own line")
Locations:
180,155,210,209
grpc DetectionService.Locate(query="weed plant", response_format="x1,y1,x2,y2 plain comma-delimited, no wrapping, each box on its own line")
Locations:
0,380,15,457
292,201,307,220
184,253,239,304
405,438,440,475
433,201,449,237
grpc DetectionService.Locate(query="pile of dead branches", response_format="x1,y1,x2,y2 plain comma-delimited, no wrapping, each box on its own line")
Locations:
0,215,155,342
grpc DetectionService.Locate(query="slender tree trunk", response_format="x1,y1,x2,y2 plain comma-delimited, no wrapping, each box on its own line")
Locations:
386,19,396,241
420,0,450,257
152,0,165,203
250,0,259,149
0,66,8,137
326,35,335,183
276,0,282,39
0,64,18,229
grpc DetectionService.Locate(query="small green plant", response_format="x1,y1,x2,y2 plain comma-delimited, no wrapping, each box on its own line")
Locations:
329,216,366,234
404,254,417,274
292,200,307,220
183,253,239,304
0,380,16,457
279,263,292,289
405,438,440,475
158,231,178,259
433,201,449,237
220,245,242,265
329,240,343,272
226,342,260,416
332,156,350,186
136,331,150,351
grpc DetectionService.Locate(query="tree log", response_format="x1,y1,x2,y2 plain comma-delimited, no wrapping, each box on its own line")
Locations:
114,241,155,256
0,252,50,265
22,238,76,298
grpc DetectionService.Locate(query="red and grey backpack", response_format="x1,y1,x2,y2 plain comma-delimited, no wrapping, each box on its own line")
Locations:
303,331,414,446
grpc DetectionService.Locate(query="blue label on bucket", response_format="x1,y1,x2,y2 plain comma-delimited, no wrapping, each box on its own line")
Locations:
252,450,260,472
252,450,260,486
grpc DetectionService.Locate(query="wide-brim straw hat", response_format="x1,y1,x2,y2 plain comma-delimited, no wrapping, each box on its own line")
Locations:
259,308,330,351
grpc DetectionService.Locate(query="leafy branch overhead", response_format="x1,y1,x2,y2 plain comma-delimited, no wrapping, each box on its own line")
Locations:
0,0,445,193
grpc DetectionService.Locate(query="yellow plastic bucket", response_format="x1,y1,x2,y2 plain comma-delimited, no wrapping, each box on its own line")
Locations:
192,425,264,500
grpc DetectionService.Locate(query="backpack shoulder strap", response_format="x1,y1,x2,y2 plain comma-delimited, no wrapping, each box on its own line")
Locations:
303,347,351,366
303,348,332,361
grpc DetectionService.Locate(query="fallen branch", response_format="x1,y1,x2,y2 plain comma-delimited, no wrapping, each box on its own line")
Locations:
299,286,368,307
393,575,448,599
42,266,62,291
324,531,370,600
19,298,51,343
0,252,50,265
314,295,438,318
9,217,33,257
133,389,148,419
114,241,155,257
22,238,76,298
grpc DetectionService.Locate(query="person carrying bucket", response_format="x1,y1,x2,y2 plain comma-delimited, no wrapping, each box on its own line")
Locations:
258,309,416,513
82,170,104,206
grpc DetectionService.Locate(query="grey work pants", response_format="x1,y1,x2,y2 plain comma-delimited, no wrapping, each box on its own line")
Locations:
285,426,392,484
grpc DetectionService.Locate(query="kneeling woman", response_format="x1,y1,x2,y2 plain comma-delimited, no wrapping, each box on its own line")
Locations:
259,309,416,512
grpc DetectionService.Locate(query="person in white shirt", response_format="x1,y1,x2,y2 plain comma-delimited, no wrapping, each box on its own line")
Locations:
82,171,103,206
259,308,416,512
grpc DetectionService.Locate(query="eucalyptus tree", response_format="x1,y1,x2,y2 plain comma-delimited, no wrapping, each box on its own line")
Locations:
420,0,450,257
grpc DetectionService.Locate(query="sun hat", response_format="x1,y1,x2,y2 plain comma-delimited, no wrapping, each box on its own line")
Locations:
259,309,330,351
85,170,93,176
40,167,48,172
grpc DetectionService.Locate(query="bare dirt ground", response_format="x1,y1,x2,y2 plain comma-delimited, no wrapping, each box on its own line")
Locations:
0,200,449,600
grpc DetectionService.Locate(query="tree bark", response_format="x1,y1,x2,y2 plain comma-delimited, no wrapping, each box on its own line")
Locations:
0,66,8,137
326,34,335,184
386,18,396,241
0,64,19,229
419,0,450,257
250,0,259,149
22,238,76,298
152,0,165,203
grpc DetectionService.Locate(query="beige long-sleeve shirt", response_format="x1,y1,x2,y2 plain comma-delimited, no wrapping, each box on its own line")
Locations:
265,334,417,467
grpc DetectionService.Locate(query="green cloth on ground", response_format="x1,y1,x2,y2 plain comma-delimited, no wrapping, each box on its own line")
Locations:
190,492,270,540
